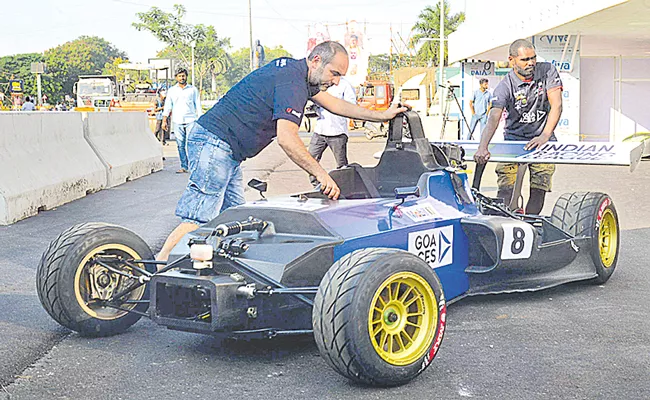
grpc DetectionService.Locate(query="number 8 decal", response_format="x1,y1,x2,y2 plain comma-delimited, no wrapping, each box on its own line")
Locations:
501,223,534,260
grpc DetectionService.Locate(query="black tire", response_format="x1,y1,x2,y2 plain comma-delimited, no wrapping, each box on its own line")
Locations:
550,192,619,284
36,223,155,337
313,248,446,386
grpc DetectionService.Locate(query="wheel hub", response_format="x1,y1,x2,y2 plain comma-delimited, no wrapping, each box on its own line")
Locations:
384,309,399,324
96,271,112,288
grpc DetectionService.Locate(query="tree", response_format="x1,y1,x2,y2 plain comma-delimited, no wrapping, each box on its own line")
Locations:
43,36,127,99
102,57,130,84
133,4,231,95
0,53,47,100
368,53,421,80
221,45,292,90
411,1,465,66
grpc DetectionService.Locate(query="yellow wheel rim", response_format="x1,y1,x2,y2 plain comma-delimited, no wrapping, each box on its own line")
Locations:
74,244,146,320
599,209,618,268
368,272,437,366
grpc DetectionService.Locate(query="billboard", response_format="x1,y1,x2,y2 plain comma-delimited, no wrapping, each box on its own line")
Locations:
9,80,23,94
306,20,370,87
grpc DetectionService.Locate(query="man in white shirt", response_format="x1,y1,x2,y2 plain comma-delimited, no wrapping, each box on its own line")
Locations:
308,77,357,186
162,68,201,173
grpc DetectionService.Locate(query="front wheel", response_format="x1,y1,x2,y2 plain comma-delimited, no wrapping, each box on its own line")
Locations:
550,192,619,283
36,223,155,337
313,248,446,386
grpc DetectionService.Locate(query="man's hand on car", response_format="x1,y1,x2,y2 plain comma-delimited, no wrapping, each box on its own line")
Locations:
473,145,491,164
524,132,552,151
380,103,410,121
316,172,341,200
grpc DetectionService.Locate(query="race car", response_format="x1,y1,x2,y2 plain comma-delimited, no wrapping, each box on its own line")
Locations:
36,111,633,387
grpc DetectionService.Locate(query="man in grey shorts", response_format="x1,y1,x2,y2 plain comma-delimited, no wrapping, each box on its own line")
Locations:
473,38,563,214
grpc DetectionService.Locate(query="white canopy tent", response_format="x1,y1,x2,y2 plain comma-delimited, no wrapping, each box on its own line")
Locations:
448,0,650,141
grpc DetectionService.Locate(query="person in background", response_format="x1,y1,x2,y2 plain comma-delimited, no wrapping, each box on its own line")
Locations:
162,68,201,173
153,90,169,145
468,78,492,140
22,96,36,111
308,76,357,186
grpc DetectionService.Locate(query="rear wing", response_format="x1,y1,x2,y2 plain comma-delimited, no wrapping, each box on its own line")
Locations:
439,141,645,173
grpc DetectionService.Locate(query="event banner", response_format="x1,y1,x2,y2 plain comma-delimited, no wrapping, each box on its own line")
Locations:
533,34,581,142
306,20,369,87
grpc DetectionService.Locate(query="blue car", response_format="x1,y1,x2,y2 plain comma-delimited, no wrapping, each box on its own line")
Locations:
36,112,621,387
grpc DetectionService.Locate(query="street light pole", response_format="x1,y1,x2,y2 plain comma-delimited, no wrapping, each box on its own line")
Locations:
36,73,42,107
248,0,254,72
439,0,445,117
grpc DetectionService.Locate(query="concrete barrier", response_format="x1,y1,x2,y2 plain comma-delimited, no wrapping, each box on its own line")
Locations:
83,112,163,187
0,112,107,225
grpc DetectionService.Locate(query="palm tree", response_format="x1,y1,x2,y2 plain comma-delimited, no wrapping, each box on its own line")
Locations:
411,1,466,67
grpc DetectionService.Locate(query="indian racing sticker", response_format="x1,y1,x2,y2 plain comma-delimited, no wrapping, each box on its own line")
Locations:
408,225,454,268
519,143,618,162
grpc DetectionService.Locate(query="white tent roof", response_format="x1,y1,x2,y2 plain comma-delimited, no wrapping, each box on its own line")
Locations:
449,0,650,62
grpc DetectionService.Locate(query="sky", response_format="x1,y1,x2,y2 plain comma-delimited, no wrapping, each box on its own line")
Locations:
0,0,466,62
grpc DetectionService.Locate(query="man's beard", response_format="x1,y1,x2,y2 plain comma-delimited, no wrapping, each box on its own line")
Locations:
309,65,332,92
516,64,535,79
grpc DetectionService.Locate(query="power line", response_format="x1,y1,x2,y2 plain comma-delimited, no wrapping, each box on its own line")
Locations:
110,0,416,26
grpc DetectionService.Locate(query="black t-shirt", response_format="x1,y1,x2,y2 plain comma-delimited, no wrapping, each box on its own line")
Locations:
491,62,563,140
197,57,319,161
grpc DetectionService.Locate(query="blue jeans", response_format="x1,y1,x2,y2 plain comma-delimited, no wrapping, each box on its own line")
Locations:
467,114,488,140
175,124,245,224
173,122,195,170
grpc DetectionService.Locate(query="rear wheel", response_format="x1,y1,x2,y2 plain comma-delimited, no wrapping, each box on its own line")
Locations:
550,192,619,283
36,223,154,336
313,248,446,386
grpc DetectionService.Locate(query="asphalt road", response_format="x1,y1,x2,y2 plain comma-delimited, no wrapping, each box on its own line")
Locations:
1,135,649,399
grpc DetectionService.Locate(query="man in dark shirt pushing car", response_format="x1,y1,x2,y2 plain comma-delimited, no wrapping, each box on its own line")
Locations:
157,41,408,261
473,38,564,215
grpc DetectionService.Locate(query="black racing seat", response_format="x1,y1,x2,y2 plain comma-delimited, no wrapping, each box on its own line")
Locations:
329,164,380,199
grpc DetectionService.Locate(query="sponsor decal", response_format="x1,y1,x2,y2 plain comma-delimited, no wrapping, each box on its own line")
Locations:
519,109,546,124
514,91,527,110
419,297,446,373
540,35,570,45
551,60,572,72
275,59,287,67
519,143,617,162
285,107,302,118
408,226,454,268
401,204,439,222
596,197,612,229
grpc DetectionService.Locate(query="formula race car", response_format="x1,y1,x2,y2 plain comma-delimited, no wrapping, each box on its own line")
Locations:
36,112,637,387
